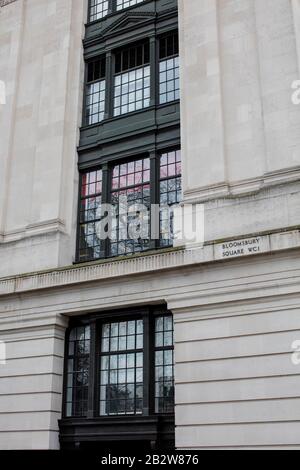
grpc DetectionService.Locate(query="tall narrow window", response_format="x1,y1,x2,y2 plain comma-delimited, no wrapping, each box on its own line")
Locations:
100,319,144,416
110,157,151,256
154,316,174,413
89,0,109,22
79,169,103,261
159,150,182,246
65,326,90,417
86,57,106,125
159,32,180,104
114,42,150,116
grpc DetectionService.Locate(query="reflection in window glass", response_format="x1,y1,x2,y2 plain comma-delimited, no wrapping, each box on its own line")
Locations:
114,66,150,116
154,316,174,413
160,150,182,246
110,157,151,256
159,57,180,104
114,42,150,116
66,326,90,417
159,32,180,104
86,57,106,125
100,319,144,416
79,170,103,261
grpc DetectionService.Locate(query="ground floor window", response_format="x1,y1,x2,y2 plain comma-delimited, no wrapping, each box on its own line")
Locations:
60,307,175,449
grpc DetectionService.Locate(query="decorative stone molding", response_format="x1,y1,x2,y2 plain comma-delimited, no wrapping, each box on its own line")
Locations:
0,219,66,244
184,167,300,203
0,228,300,297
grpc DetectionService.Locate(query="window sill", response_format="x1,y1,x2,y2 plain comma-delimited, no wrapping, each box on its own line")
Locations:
74,245,181,267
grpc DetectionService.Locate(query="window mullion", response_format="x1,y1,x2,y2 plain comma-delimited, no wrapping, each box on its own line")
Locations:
101,163,110,258
149,35,157,107
150,151,159,249
87,320,97,418
108,0,114,14
142,311,151,416
105,51,114,119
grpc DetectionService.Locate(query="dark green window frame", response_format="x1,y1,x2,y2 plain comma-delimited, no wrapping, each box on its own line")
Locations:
83,31,179,126
76,149,182,263
63,307,174,420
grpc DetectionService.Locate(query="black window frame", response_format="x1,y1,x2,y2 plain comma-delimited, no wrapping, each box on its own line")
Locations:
63,307,174,419
76,147,181,263
83,30,179,126
60,306,175,449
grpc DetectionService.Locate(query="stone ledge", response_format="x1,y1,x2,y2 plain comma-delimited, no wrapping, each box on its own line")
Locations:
0,228,300,297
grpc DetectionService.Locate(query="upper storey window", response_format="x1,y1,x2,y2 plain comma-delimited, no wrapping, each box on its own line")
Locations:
86,57,106,125
114,42,150,116
77,149,181,262
116,0,145,11
89,0,146,22
83,34,180,126
159,31,180,104
89,0,109,22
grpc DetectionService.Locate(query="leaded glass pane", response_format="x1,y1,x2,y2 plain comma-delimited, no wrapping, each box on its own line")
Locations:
159,150,182,246
66,325,90,417
116,0,145,11
89,0,109,21
79,170,103,261
100,319,144,416
154,316,174,413
114,66,150,116
110,157,151,256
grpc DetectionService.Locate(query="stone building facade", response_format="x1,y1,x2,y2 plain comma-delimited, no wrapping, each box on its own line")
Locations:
1,0,300,450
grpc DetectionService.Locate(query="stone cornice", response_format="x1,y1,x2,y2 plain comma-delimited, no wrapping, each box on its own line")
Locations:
184,166,300,203
0,228,300,297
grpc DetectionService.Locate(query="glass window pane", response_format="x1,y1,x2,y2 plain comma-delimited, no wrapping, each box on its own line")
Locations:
154,316,174,414
159,150,182,247
86,78,106,125
116,0,145,13
89,0,109,21
65,326,90,417
114,65,150,117
110,156,151,257
99,319,144,416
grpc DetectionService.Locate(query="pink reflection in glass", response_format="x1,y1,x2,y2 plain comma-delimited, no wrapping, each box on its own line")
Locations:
88,183,96,195
127,173,134,186
96,181,102,193
112,178,119,189
128,162,135,173
168,152,176,164
113,166,119,178
89,172,96,183
135,160,143,172
160,166,168,178
168,164,176,177
143,170,150,182
120,164,127,175
135,172,142,184
119,175,127,188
